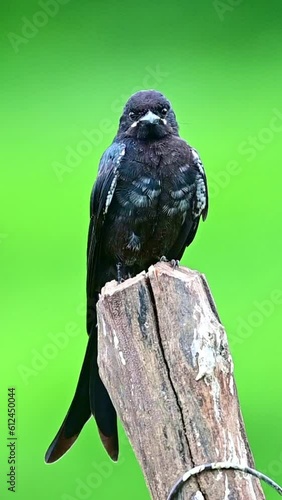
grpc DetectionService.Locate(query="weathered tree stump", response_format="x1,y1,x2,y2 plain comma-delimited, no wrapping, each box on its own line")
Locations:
97,262,265,499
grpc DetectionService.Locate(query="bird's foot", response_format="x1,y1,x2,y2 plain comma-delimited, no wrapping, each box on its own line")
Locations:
160,256,168,262
159,256,179,269
170,259,179,269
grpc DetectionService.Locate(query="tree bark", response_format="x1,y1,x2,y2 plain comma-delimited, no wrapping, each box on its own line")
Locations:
97,262,265,500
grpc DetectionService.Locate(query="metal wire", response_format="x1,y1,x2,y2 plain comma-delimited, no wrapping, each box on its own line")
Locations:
167,461,282,499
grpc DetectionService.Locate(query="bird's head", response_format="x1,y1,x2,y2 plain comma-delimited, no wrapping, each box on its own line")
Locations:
117,90,179,140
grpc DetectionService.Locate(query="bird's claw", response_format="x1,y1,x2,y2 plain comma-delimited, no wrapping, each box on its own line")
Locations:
160,256,168,262
159,256,179,269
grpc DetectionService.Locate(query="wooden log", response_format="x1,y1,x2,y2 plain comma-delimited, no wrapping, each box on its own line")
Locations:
97,262,265,499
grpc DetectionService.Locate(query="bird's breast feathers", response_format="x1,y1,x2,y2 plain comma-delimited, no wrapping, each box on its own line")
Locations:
111,138,208,219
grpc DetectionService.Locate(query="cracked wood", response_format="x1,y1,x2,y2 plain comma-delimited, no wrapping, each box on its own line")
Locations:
97,262,265,500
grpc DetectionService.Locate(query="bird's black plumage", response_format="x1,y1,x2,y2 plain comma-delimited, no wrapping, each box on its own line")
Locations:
45,89,208,463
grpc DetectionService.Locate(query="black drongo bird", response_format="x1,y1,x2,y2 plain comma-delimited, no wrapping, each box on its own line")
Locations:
45,89,208,464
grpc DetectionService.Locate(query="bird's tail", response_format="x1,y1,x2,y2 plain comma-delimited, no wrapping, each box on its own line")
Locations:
45,328,118,463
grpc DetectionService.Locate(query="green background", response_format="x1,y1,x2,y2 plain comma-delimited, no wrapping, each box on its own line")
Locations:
1,0,282,498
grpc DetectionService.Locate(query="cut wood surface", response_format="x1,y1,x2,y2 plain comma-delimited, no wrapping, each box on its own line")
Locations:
97,262,265,499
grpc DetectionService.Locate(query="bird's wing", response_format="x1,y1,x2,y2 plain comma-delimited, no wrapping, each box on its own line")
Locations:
86,141,126,332
86,142,126,460
167,147,208,260
190,147,209,222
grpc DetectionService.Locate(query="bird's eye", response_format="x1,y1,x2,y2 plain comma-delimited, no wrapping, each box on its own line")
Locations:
129,111,136,120
160,107,168,116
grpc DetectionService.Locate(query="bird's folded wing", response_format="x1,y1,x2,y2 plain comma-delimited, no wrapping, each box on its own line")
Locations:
167,147,208,261
86,142,126,331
